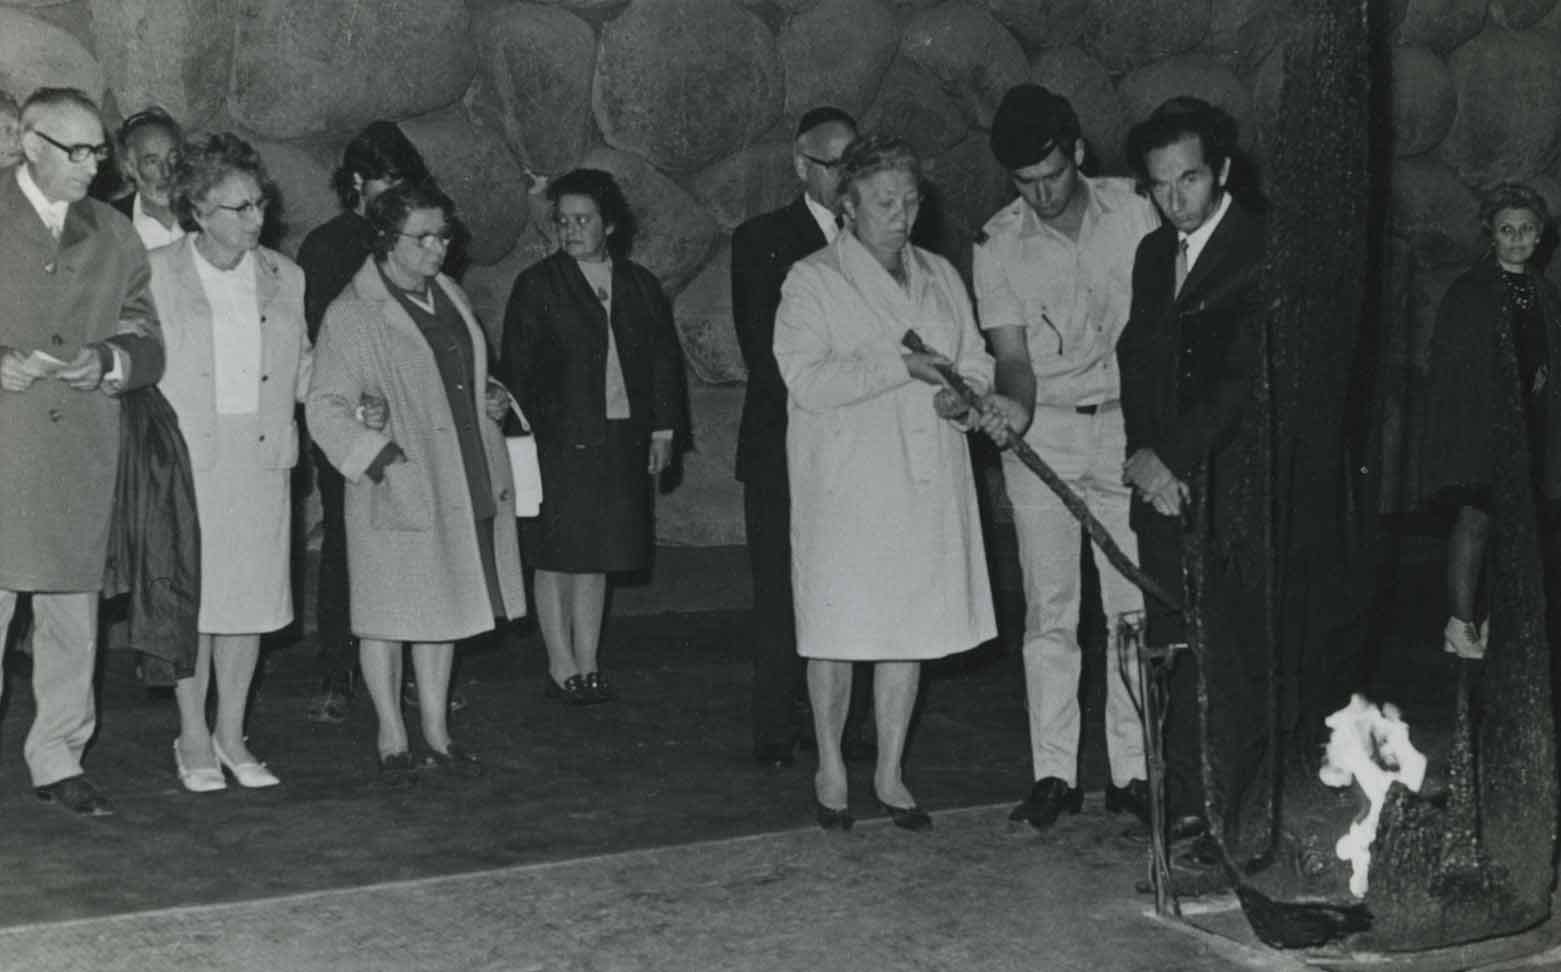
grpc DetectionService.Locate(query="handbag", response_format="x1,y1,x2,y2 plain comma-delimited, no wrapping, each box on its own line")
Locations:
505,395,543,518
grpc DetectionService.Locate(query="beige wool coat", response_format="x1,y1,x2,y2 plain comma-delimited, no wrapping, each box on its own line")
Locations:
775,233,997,660
307,258,527,642
0,171,164,591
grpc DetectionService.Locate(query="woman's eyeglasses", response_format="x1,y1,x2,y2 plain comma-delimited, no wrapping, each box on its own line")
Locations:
399,230,454,249
213,197,270,218
32,130,111,164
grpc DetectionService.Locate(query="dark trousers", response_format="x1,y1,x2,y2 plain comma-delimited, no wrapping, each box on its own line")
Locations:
1135,510,1203,820
314,445,354,678
745,477,803,751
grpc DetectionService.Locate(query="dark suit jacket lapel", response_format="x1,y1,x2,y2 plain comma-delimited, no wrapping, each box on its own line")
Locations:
1176,198,1254,309
784,195,828,260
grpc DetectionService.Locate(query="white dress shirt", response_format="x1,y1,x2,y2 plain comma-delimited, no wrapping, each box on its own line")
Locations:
805,193,839,245
1179,190,1232,276
16,165,66,237
131,193,185,250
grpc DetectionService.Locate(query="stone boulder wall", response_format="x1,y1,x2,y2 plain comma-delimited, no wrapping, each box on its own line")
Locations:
471,3,597,177
88,0,237,129
779,0,898,121
657,383,745,546
462,216,558,352
1117,54,1254,147
1393,0,1487,50
672,238,747,384
580,146,719,295
1391,155,1484,268
924,131,1015,250
1490,0,1561,28
898,1,1028,128
401,106,533,266
688,141,797,232
1202,0,1291,76
1029,45,1129,173
253,135,342,259
983,0,1089,51
231,0,476,140
861,56,970,159
0,7,102,101
1390,45,1457,158
1436,28,1561,188
593,0,783,173
1082,0,1211,74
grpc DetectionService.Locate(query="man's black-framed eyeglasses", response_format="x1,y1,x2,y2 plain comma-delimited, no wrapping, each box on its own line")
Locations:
32,130,111,164
399,229,454,249
800,152,844,170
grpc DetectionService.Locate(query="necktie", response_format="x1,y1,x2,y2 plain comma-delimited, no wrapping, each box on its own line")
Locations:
1174,238,1189,297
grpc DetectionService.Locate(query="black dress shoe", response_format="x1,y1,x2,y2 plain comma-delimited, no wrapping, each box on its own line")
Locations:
878,799,932,831
424,743,484,778
753,742,796,768
377,751,418,788
1105,779,1152,827
35,775,114,817
1009,777,1081,831
582,672,615,703
815,799,854,831
545,675,597,706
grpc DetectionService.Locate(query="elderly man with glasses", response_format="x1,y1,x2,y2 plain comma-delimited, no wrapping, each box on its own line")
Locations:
0,87,164,817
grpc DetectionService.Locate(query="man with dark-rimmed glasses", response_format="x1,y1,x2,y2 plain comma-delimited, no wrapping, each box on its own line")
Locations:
0,87,164,817
730,107,875,769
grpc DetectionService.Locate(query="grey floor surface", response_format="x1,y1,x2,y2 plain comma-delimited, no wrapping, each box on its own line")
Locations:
0,804,1302,972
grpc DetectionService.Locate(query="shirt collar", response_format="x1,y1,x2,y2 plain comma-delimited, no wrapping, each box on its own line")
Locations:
132,192,185,247
16,164,68,231
804,193,839,244
1017,178,1103,241
1178,190,1232,271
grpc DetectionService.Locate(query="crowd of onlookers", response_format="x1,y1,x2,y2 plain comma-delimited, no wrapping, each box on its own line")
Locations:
0,80,1553,910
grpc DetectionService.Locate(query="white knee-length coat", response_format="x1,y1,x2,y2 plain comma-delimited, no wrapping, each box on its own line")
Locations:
774,233,996,660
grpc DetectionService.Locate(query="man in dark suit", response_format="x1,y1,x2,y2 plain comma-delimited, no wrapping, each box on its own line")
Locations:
731,107,871,767
0,88,164,817
1117,98,1265,841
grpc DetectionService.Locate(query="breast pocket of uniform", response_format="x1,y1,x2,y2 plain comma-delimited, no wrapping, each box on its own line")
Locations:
369,457,434,532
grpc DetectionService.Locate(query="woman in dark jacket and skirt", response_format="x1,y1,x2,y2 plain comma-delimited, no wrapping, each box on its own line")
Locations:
500,169,684,704
1421,182,1561,660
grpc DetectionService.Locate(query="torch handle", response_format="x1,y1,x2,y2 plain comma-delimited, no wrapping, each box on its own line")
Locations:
901,329,1182,611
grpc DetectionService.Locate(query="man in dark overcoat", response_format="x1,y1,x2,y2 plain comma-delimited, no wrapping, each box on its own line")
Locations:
1117,98,1266,841
0,88,164,817
730,107,867,767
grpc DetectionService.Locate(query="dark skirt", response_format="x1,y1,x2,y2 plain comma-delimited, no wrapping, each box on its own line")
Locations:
521,420,651,573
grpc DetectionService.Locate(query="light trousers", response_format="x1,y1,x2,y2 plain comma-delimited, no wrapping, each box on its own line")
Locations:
0,590,98,786
1005,405,1146,787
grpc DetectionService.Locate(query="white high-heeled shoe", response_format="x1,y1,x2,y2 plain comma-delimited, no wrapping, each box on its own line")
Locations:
212,738,281,789
174,739,227,793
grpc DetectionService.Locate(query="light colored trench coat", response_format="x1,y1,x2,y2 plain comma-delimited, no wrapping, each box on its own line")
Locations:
306,258,527,642
775,232,996,660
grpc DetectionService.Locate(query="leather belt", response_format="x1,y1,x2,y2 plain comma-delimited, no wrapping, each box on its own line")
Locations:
1074,401,1119,415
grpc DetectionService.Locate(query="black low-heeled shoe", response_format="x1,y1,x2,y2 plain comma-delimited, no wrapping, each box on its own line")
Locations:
424,743,484,778
878,799,932,831
378,751,418,789
545,675,593,706
814,799,854,831
582,671,614,704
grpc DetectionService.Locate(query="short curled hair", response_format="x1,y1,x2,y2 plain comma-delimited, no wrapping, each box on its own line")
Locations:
170,131,276,232
366,178,457,260
835,133,921,211
1479,182,1551,235
547,168,637,259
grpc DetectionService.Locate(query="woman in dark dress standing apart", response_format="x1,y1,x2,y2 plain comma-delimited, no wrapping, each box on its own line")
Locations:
500,169,684,705
1422,182,1561,660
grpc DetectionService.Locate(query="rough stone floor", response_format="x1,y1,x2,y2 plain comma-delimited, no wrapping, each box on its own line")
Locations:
0,545,1554,970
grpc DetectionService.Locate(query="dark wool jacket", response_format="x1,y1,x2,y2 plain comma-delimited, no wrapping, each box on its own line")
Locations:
499,249,685,450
